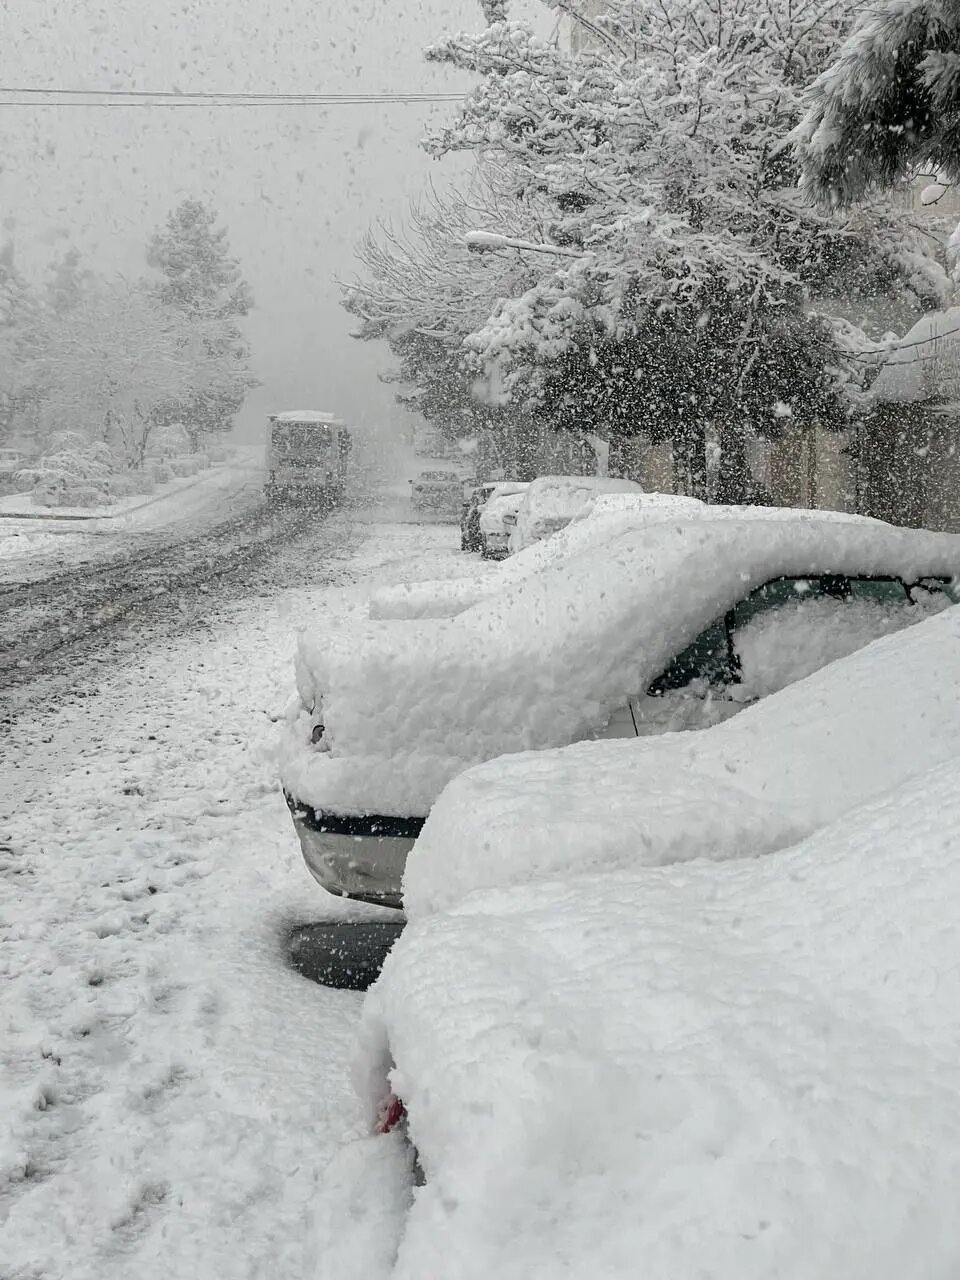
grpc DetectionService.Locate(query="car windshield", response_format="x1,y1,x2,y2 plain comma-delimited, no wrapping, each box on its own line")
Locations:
5,0,960,1272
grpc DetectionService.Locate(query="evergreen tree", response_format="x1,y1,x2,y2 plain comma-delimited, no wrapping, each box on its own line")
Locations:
796,0,960,205
146,200,255,441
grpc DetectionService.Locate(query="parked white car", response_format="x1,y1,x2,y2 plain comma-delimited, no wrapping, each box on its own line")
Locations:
358,743,960,1276
508,474,645,552
280,510,960,907
478,489,528,558
369,490,707,621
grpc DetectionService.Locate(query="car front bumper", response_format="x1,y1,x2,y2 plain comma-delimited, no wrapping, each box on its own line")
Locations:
285,794,423,910
481,532,510,558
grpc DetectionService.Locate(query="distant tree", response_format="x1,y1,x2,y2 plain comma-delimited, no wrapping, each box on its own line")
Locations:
146,199,255,442
37,278,236,466
45,247,92,316
796,0,960,205
0,241,45,445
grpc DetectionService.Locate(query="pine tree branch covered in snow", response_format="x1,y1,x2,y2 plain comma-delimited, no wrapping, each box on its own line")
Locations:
796,0,960,205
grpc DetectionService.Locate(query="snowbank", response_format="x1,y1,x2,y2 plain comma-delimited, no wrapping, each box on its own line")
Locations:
358,757,960,1278
403,603,960,915
281,516,960,816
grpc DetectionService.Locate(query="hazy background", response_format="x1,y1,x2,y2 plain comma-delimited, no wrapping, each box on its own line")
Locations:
0,0,551,445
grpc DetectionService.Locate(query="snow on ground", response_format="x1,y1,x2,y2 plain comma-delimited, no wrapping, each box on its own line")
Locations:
0,513,456,1280
0,450,265,582
358,757,960,1279
0,448,263,526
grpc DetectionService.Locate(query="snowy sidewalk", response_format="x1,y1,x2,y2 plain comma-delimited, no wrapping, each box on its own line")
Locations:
0,449,264,528
0,514,463,1280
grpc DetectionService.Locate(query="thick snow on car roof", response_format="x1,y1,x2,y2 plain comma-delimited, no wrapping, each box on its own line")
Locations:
357,756,960,1278
281,514,960,815
367,496,874,621
403,603,960,914
511,474,645,549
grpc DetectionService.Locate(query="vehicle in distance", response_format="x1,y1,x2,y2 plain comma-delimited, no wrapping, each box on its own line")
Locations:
264,411,351,506
410,470,464,518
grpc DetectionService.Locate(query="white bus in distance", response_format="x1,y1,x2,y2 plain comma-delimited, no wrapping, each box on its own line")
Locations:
265,411,351,507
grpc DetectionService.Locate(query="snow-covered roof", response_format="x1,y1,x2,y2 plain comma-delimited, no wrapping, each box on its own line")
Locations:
269,410,344,425
359,746,960,1276
280,513,960,814
870,306,960,404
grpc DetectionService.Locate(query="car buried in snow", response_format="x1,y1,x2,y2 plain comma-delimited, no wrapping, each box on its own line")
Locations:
460,481,529,553
279,508,960,909
507,474,646,553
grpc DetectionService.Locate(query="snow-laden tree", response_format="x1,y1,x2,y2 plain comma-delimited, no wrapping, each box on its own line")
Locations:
344,168,552,472
421,3,947,498
36,278,241,466
45,247,93,316
795,0,960,206
0,241,47,446
146,199,255,441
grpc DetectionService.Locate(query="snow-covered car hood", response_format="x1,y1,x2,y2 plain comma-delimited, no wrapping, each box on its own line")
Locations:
355,756,960,1278
402,603,960,914
280,516,960,816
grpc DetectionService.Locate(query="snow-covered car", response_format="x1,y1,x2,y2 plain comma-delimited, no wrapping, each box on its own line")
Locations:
369,490,707,621
402,597,960,914
409,470,463,517
279,512,960,908
460,481,528,553
357,748,960,1276
508,474,645,552
478,487,529,558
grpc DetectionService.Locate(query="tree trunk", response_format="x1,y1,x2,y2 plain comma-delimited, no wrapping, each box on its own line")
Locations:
715,416,750,504
672,418,708,499
583,432,610,477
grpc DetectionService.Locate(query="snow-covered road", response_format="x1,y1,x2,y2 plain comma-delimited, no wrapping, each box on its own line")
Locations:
0,510,465,1279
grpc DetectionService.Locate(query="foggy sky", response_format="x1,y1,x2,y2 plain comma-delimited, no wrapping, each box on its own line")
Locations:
0,0,550,442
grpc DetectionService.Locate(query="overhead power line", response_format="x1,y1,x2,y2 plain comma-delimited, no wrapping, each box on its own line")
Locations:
0,85,465,107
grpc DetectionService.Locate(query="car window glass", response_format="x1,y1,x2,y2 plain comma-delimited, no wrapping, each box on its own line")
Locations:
847,578,907,603
733,576,951,700
647,617,733,695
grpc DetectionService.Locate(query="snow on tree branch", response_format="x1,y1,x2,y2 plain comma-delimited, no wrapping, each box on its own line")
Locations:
795,0,960,205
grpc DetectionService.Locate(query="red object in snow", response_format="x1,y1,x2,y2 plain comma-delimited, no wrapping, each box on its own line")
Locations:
375,1093,406,1135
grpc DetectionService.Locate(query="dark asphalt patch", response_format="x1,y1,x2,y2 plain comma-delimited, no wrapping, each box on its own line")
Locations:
286,920,406,991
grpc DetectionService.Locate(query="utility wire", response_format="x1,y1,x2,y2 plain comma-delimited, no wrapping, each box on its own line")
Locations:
0,85,464,106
